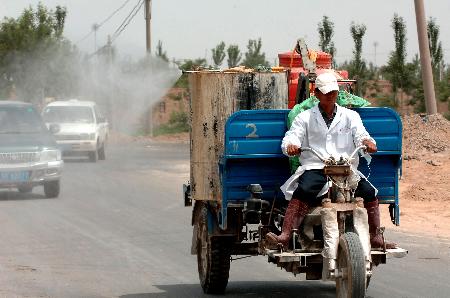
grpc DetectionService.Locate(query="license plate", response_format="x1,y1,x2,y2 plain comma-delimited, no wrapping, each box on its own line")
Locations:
0,171,30,182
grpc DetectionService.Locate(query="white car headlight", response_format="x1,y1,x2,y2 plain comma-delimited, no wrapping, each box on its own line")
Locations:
40,149,62,162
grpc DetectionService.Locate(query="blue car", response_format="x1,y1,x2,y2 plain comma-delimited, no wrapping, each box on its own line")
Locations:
0,101,63,198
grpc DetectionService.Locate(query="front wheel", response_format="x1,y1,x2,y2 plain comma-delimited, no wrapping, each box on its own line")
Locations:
197,207,230,294
88,150,98,162
18,185,33,193
44,180,60,198
98,143,106,160
336,232,366,298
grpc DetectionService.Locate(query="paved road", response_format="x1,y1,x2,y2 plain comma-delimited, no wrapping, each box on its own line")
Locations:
0,143,448,297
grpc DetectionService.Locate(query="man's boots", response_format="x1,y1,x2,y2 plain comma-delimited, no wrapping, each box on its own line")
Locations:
365,199,397,249
265,199,309,250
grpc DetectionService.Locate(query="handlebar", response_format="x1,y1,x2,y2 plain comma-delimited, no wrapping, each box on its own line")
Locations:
300,147,328,162
349,145,367,160
299,145,367,163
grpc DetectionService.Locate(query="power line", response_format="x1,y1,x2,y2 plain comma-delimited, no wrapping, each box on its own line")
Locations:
88,0,144,58
111,0,144,43
98,0,134,28
75,0,134,44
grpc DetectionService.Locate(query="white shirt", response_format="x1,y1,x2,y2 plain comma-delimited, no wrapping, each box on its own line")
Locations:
280,104,376,200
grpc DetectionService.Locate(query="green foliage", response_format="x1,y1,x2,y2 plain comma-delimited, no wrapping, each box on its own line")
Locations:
0,3,77,101
427,18,443,79
153,111,189,136
156,40,169,62
436,69,450,102
173,58,207,88
177,58,207,71
227,44,241,68
318,16,336,66
377,94,397,109
348,22,367,95
242,38,269,68
444,112,450,121
382,14,417,98
211,41,226,68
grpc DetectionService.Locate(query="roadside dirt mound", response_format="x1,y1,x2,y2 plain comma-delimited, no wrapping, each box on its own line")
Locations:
395,113,450,238
402,113,450,157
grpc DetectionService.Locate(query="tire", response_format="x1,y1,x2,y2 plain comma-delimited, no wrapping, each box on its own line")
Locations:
88,150,98,162
98,143,106,160
44,180,60,198
18,185,33,193
336,232,366,298
197,206,230,294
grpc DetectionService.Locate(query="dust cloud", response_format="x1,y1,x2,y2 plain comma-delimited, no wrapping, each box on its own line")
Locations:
7,42,181,135
76,54,181,134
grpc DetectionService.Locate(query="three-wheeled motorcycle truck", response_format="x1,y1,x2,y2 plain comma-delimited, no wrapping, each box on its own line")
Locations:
184,57,407,297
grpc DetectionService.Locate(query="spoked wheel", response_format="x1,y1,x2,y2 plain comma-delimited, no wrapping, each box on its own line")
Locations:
196,206,230,294
336,232,366,298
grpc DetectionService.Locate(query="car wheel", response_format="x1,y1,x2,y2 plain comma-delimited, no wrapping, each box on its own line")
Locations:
98,143,106,160
89,150,98,162
18,185,33,193
44,180,60,198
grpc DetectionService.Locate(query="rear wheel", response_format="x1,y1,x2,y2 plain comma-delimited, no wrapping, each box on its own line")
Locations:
336,232,366,298
44,180,60,198
197,206,230,294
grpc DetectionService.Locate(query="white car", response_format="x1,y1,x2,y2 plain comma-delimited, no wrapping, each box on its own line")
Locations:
42,100,109,162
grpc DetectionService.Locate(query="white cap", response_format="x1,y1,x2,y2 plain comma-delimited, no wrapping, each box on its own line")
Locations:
315,72,339,94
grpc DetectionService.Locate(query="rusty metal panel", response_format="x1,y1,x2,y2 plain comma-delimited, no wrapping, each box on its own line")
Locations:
189,70,288,202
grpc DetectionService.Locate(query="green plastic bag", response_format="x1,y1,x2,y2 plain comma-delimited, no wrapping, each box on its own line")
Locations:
287,91,371,173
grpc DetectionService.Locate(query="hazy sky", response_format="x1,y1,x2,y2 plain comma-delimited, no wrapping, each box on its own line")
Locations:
1,0,449,66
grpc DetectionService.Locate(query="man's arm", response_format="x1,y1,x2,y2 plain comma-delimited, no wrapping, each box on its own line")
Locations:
281,114,306,156
351,112,377,153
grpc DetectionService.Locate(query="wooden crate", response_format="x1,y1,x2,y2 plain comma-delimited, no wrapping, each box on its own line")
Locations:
189,70,288,202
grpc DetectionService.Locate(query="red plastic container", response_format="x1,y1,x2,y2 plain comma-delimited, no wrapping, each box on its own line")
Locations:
278,51,349,108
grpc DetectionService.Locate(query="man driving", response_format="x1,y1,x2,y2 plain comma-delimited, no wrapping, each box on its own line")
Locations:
265,72,396,250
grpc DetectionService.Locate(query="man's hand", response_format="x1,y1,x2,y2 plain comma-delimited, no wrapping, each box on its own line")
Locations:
287,144,301,156
362,140,377,153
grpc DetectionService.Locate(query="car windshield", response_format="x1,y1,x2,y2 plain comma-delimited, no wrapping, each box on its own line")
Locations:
0,105,46,134
42,106,94,124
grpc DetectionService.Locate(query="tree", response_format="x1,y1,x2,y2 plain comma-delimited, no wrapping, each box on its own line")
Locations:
427,18,443,80
242,38,269,68
211,41,226,68
227,44,241,68
382,14,414,96
349,23,367,78
348,22,367,95
318,16,336,65
156,40,169,62
407,54,426,112
0,3,77,101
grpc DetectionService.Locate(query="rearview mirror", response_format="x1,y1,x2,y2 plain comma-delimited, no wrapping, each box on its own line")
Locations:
49,123,60,134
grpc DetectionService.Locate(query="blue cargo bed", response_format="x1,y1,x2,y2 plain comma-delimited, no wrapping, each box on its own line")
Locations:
220,108,402,228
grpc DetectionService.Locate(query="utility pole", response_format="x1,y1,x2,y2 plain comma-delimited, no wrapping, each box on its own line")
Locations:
92,23,100,53
145,0,152,54
144,0,153,136
414,0,437,115
373,41,378,67
106,35,114,129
